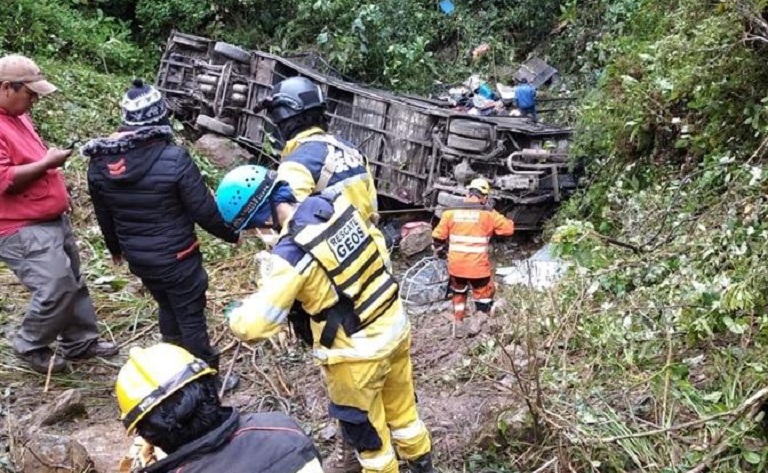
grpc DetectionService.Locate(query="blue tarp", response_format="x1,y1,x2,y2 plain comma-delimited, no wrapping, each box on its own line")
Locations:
439,0,455,15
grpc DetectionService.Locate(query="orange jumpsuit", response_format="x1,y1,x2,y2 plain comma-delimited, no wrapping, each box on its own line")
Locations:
432,197,514,319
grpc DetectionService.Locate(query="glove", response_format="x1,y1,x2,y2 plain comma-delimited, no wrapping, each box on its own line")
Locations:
432,244,447,259
223,301,243,320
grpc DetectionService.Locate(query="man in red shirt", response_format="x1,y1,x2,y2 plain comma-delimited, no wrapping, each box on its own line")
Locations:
432,178,514,336
0,54,118,373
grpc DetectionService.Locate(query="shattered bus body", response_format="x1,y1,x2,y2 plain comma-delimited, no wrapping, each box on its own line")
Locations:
156,32,579,230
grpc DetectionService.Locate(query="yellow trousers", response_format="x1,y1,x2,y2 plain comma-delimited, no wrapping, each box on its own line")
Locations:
323,335,431,473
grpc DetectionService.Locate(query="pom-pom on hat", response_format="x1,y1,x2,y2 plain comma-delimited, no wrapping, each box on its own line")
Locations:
120,79,168,126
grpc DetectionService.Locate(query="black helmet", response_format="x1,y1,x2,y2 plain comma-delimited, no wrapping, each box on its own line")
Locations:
264,76,326,124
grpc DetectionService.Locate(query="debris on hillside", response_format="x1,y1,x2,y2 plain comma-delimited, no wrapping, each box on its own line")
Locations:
193,134,252,170
496,243,567,290
513,57,559,88
398,222,433,257
16,433,94,473
432,58,561,117
400,256,449,306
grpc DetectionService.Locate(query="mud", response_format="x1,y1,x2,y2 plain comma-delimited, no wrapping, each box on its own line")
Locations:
0,246,532,472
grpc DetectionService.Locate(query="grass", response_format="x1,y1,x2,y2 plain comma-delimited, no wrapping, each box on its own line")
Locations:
448,250,768,473
0,54,276,471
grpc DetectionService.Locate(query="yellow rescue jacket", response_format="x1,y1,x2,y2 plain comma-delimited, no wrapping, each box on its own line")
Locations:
277,128,387,258
229,192,409,364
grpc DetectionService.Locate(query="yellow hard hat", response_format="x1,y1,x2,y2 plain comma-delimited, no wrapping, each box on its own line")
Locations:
115,343,216,432
467,178,491,195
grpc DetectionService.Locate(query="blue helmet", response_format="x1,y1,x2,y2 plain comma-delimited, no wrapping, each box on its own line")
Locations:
216,165,278,231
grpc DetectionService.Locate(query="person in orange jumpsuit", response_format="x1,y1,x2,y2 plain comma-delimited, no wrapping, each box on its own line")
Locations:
432,178,514,332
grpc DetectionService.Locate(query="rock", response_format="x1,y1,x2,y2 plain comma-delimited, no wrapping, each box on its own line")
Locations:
399,222,432,257
22,389,86,436
223,393,253,408
474,406,529,450
72,421,134,473
502,344,529,367
193,133,251,169
318,423,338,441
499,374,516,389
17,434,94,473
467,312,490,334
400,257,449,306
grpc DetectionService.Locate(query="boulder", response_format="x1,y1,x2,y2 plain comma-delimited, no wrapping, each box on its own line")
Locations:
399,222,433,257
21,389,86,438
17,434,94,473
72,422,134,473
193,133,251,169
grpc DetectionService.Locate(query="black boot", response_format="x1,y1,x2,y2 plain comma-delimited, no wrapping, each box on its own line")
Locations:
161,336,183,346
206,351,240,395
408,453,440,473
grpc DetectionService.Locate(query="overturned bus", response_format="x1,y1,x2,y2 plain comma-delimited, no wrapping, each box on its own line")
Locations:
156,32,579,230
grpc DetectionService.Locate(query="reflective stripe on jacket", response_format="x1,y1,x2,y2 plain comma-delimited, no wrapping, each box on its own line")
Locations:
229,192,409,365
278,128,379,226
432,196,514,278
291,194,399,331
277,128,388,267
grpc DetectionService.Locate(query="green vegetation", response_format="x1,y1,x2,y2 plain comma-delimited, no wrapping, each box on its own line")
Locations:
466,1,768,471
0,0,145,75
1,0,566,92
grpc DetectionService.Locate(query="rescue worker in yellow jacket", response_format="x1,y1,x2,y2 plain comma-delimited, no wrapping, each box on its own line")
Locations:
215,165,439,473
115,343,323,473
261,76,386,256
432,178,514,334
262,75,387,472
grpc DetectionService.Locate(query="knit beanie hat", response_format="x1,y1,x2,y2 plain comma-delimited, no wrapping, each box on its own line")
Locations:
120,79,168,127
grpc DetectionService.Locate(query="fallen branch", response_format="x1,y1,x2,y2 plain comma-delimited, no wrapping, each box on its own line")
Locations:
748,132,768,163
595,386,768,444
44,341,59,393
250,346,282,398
532,457,557,473
591,231,643,254
683,386,768,473
219,341,242,399
118,323,158,348
273,364,293,397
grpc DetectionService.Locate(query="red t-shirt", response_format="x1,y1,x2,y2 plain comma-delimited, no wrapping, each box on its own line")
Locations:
0,109,70,236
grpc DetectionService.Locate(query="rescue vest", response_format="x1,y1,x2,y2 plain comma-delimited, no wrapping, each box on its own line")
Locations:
293,134,369,193
290,193,398,348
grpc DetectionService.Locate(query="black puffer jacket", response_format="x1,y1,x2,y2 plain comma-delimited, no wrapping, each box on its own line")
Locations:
83,127,238,278
142,408,322,473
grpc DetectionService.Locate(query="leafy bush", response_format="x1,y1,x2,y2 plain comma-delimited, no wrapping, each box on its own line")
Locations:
134,0,213,45
512,1,768,470
29,58,131,146
51,0,567,92
277,0,564,91
0,0,146,74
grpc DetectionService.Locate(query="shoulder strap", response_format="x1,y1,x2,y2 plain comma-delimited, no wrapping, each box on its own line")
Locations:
296,134,368,192
316,154,338,192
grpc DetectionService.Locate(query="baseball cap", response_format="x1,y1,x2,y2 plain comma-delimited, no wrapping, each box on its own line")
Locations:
0,55,57,96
